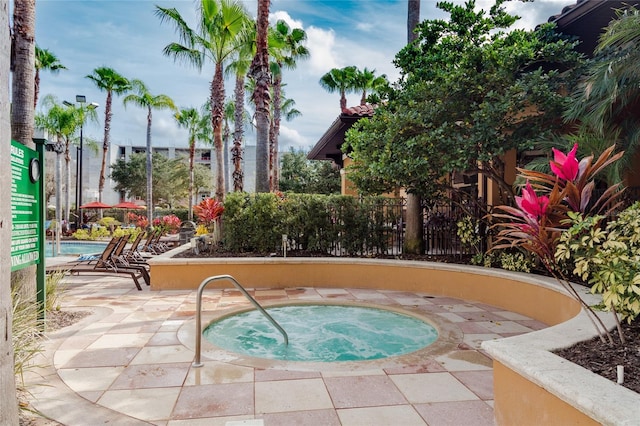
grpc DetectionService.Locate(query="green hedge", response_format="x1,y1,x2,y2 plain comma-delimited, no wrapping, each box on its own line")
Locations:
221,193,402,255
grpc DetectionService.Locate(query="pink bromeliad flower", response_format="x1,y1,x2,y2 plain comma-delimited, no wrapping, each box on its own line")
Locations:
550,143,579,181
516,181,549,219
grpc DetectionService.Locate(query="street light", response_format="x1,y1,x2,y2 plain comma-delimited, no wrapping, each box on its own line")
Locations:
64,95,98,229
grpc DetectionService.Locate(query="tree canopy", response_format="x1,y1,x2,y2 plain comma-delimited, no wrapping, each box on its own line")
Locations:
279,148,340,194
344,0,583,202
110,153,212,208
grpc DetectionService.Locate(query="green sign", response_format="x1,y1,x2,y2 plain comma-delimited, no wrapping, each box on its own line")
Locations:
11,140,42,271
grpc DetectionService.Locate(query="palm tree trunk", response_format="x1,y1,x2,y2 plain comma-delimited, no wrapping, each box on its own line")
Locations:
223,121,230,194
252,0,271,193
407,0,420,43
404,0,423,255
270,73,282,191
211,63,225,201
232,74,245,192
188,137,195,221
64,146,71,223
8,1,36,421
1,2,19,422
10,0,35,148
33,68,40,108
98,90,113,204
404,193,424,254
146,107,153,226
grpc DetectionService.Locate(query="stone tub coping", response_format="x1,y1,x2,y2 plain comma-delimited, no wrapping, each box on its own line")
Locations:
482,290,640,426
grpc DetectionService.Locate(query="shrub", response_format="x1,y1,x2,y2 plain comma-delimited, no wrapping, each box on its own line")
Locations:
127,212,149,229
556,204,640,323
493,143,625,344
153,214,182,234
194,198,224,232
221,193,401,256
98,216,120,230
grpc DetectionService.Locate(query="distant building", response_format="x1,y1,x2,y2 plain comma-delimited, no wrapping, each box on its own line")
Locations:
41,132,258,211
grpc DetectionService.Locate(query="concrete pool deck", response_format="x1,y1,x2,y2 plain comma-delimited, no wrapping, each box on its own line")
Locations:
23,272,548,425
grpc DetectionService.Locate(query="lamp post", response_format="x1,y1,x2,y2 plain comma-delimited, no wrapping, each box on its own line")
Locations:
64,95,98,229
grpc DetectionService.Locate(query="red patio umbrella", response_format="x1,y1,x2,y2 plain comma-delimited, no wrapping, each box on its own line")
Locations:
112,201,145,210
79,201,111,209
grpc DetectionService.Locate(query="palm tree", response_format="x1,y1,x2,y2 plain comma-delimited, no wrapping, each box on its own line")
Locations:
250,0,271,193
269,88,301,190
36,96,91,223
1,1,19,422
34,46,66,108
565,6,640,180
175,105,210,220
11,0,36,147
123,79,176,225
405,0,423,254
86,67,131,204
156,0,250,201
319,66,358,111
269,19,309,190
222,100,235,193
353,67,388,105
408,0,421,43
226,34,254,192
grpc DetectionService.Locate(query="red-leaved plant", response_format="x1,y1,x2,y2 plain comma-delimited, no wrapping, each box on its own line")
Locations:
194,198,224,232
492,144,625,343
153,214,182,234
127,212,149,229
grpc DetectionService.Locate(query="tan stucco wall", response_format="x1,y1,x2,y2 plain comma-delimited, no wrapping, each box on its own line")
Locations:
149,257,579,326
493,361,600,426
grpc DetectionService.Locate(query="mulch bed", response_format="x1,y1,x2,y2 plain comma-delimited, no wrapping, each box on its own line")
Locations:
554,319,640,394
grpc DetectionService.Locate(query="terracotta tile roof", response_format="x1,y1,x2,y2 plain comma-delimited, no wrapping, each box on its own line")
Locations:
341,104,375,117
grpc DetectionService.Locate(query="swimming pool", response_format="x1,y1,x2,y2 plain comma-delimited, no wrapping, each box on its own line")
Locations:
45,241,107,257
203,304,439,362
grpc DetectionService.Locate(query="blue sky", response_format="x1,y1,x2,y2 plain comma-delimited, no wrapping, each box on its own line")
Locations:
34,0,572,152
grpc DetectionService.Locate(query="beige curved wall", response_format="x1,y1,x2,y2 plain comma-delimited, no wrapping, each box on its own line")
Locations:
149,255,579,326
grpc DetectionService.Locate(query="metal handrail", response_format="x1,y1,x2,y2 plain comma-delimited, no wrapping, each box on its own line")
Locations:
193,274,289,367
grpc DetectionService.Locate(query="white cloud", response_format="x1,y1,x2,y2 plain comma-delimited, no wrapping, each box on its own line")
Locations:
278,125,309,150
269,10,303,29
305,26,340,75
356,22,373,32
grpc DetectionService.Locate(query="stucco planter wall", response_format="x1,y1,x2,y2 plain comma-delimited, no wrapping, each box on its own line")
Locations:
149,245,640,425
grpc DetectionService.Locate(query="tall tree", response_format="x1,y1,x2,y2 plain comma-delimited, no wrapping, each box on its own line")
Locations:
269,19,309,191
86,67,131,204
353,67,388,105
174,106,210,220
123,79,176,226
345,0,582,253
405,0,422,253
250,0,271,193
319,66,358,111
407,0,421,43
565,6,640,176
226,35,254,192
11,0,35,147
1,0,19,422
7,0,36,420
36,96,89,223
156,0,250,201
222,99,234,193
34,46,66,108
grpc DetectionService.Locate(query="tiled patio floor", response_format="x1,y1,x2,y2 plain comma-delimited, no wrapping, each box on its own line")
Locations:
25,271,547,425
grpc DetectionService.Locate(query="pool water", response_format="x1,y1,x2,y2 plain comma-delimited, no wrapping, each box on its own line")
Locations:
203,305,438,362
45,241,107,257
